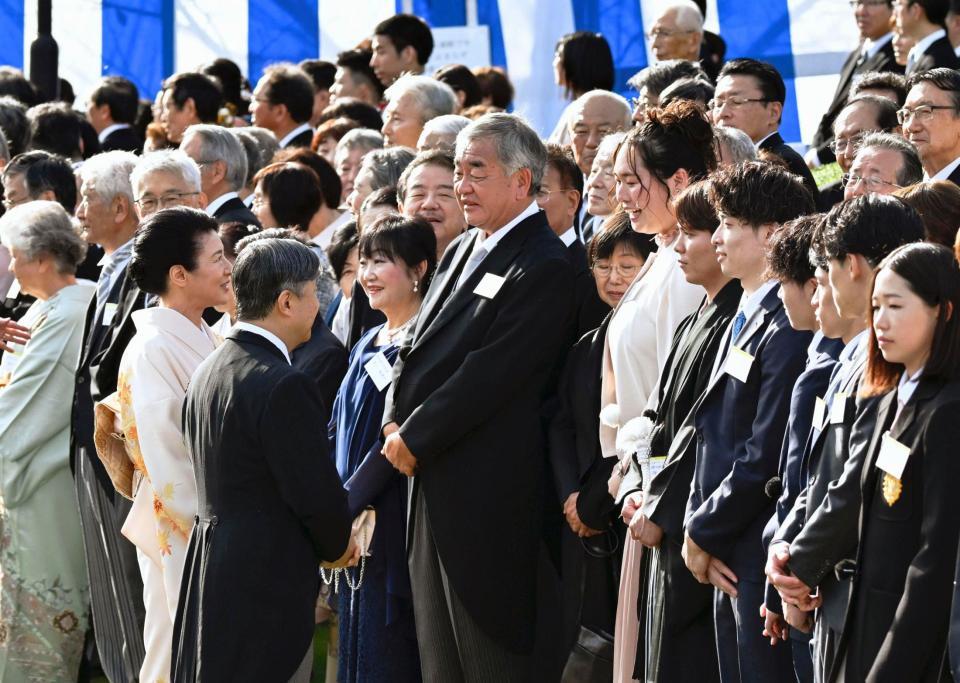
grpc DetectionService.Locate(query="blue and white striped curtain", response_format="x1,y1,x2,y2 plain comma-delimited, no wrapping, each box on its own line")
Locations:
0,0,859,145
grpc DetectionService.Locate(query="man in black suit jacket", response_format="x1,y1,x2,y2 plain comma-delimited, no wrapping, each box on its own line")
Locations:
898,0,960,75
87,76,143,153
713,59,820,202
807,0,901,166
902,68,960,184
251,64,316,149
180,124,261,228
382,114,575,680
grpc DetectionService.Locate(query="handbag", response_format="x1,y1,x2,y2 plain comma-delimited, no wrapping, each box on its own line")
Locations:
92,391,135,500
561,625,615,683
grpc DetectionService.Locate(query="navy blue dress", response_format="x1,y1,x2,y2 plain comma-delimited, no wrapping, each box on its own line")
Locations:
329,325,421,683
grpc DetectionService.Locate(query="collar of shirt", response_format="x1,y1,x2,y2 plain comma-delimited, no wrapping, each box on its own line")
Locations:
205,191,239,217
908,28,947,64
754,130,777,150
242,193,254,208
808,330,831,363
311,211,349,249
841,328,870,365
97,122,131,144
470,200,540,260
234,321,291,363
737,279,777,323
278,123,313,148
928,154,960,182
98,238,134,269
862,32,893,60
559,226,578,247
897,365,924,407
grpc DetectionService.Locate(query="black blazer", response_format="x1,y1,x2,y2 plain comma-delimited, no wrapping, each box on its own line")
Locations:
759,132,820,203
292,312,348,416
832,377,960,683
566,239,609,337
282,127,314,149
811,39,901,163
212,195,261,228
100,125,143,153
947,163,960,188
384,210,575,653
906,35,960,77
173,330,351,683
70,266,147,495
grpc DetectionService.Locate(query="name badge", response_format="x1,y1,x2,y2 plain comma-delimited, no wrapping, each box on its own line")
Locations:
101,302,118,326
4,278,20,300
813,397,827,430
649,456,667,480
830,392,849,425
876,432,911,480
364,351,394,391
724,347,754,383
474,273,505,299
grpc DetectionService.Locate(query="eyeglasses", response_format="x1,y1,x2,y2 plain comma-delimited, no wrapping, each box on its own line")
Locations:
896,104,956,124
830,132,869,155
646,29,695,40
592,262,641,279
708,96,771,110
135,191,200,212
535,188,569,200
841,173,901,190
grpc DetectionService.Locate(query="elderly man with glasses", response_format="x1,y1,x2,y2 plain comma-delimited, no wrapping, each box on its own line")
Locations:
648,1,704,63
842,130,924,198
130,149,206,219
900,67,960,185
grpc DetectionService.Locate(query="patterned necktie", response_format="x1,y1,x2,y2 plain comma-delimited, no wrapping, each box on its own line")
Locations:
581,217,594,244
732,310,747,341
95,256,119,313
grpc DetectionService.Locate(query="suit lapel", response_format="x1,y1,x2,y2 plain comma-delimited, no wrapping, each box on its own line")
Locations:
859,390,898,506
412,232,477,343
759,132,784,153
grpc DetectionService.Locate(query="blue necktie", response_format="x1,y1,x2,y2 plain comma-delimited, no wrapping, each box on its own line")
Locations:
732,310,746,341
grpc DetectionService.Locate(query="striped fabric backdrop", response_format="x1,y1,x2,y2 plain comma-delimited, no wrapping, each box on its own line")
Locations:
0,0,859,146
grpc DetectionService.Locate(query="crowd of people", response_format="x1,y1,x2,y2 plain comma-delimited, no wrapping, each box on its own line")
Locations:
1,1,960,682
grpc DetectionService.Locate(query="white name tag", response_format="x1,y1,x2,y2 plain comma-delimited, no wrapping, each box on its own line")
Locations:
4,278,20,299
364,351,394,391
474,273,505,299
101,302,118,326
649,456,667,480
830,392,849,425
724,347,754,383
813,397,827,430
876,432,911,480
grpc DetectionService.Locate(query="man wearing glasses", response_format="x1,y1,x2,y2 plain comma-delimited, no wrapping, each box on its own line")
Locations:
895,0,960,76
900,67,960,184
843,131,924,199
807,0,901,168
647,1,703,64
711,58,819,201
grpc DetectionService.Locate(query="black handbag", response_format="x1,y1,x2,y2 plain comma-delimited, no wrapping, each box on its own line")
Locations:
561,625,615,683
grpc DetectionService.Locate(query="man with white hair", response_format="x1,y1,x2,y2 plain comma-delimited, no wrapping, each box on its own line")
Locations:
382,113,575,680
335,128,384,204
381,74,457,148
417,114,471,152
180,124,259,226
130,149,206,220
714,125,758,167
72,149,149,683
649,0,704,63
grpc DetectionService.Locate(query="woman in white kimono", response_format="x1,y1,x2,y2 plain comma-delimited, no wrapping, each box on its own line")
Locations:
0,202,94,682
600,101,717,682
117,207,232,682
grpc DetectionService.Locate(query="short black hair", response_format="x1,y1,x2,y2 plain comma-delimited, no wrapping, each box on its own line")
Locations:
202,58,247,114
336,49,384,100
544,143,583,197
659,78,715,109
767,213,821,284
299,59,337,91
0,68,37,106
907,67,960,113
818,193,925,266
910,0,950,25
893,180,960,248
675,179,719,233
629,60,708,100
273,147,342,209
844,93,900,132
163,72,223,123
254,162,322,232
588,210,657,264
0,96,30,156
90,76,140,124
27,102,81,158
326,219,358,280
359,213,437,291
128,207,219,295
260,65,315,124
78,117,101,160
374,14,435,66
434,64,482,108
233,236,319,320
218,221,260,260
4,150,76,212
709,160,815,227
555,32,614,97
473,66,514,109
318,97,383,130
718,58,786,105
849,71,908,107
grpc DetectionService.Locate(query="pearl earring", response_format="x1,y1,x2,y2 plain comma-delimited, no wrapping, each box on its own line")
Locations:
413,280,419,293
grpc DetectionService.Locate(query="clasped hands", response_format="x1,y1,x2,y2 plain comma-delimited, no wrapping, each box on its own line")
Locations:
765,542,822,612
321,534,362,570
682,532,738,598
382,422,417,476
620,492,664,548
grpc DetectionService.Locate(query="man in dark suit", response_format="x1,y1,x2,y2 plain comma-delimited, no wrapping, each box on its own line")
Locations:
87,76,143,153
712,59,819,202
180,124,260,228
901,68,960,184
682,162,815,683
72,150,147,682
540,144,609,336
173,238,353,683
159,72,223,146
807,0,900,166
381,113,575,680
251,64,316,149
897,0,960,75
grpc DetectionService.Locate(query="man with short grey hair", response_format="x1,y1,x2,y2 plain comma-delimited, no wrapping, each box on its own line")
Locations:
382,112,575,680
335,128,383,203
649,0,704,63
843,131,923,200
382,74,457,148
181,124,259,226
714,125,758,167
130,149,205,219
233,126,278,208
417,114,471,152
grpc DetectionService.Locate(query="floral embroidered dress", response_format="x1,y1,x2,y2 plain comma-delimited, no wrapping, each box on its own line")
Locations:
117,307,218,683
0,282,95,683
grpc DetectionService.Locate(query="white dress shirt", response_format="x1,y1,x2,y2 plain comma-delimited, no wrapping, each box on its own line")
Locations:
310,211,350,250
907,28,947,69
928,155,960,182
558,226,578,247
455,201,539,288
205,191,239,217
98,122,132,144
862,32,894,61
234,321,291,363
278,123,313,148
99,238,135,295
